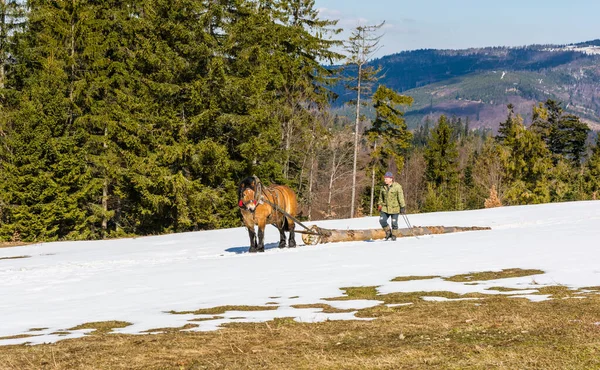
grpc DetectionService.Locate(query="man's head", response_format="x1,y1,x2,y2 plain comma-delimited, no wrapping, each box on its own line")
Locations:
384,171,393,185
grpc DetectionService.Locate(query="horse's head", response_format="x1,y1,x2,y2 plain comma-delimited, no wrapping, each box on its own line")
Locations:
238,176,262,212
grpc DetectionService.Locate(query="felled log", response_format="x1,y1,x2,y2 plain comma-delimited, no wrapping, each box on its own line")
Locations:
301,225,491,245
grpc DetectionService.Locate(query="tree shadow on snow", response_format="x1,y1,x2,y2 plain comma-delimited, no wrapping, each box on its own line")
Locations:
225,242,281,254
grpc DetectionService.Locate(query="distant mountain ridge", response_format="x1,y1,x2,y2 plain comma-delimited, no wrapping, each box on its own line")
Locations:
333,40,600,132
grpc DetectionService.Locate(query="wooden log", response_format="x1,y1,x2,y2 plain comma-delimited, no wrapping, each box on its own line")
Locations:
301,225,491,245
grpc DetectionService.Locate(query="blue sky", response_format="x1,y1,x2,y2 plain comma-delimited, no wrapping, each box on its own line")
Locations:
314,0,600,58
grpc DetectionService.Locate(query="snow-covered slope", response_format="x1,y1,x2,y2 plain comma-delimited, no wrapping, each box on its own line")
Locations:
1,201,599,345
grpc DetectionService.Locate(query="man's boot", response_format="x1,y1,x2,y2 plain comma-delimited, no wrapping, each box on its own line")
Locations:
384,226,392,241
390,229,397,241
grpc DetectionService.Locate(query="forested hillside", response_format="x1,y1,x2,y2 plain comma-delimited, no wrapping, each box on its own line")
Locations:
1,1,599,243
334,41,600,131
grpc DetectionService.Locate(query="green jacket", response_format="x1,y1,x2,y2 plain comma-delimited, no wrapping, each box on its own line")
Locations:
378,182,406,214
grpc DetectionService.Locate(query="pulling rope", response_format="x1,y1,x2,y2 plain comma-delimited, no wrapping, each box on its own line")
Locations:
252,177,322,236
401,212,419,239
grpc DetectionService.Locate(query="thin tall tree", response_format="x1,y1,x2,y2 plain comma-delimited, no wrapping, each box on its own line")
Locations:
344,21,384,218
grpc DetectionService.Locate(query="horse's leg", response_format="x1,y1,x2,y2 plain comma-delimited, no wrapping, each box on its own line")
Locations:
247,226,258,253
257,219,267,252
277,225,286,248
287,218,296,248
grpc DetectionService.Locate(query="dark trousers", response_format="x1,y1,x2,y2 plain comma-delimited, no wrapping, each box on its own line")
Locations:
379,211,399,230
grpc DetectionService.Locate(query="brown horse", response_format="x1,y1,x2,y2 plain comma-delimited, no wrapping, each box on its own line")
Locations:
238,176,298,253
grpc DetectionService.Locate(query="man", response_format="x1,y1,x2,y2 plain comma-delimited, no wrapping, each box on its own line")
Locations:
377,171,406,241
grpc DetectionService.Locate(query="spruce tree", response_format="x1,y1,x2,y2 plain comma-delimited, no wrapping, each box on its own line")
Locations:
586,134,600,197
424,115,459,188
0,0,25,89
503,123,552,204
365,84,413,214
423,115,460,210
366,85,414,174
0,0,98,241
531,99,590,164
497,103,517,144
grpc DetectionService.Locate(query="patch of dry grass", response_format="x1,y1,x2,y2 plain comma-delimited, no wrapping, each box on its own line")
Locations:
486,286,532,292
143,324,199,334
290,304,355,314
0,255,30,261
391,275,440,282
0,334,40,340
169,305,279,315
1,291,599,369
188,316,223,322
67,321,132,336
28,328,48,332
445,268,545,282
325,286,380,301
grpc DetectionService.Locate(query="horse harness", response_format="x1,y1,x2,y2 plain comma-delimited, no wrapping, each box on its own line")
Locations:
239,177,285,222
238,177,316,234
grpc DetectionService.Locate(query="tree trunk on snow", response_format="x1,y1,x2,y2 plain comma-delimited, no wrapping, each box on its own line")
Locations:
302,225,491,245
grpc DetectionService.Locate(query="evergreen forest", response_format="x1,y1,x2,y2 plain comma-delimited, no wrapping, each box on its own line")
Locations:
0,0,598,242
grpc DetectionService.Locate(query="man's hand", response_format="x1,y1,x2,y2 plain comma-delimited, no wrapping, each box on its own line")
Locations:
377,205,382,211
400,207,406,214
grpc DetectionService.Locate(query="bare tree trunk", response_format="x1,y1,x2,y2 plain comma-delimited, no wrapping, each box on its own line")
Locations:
102,125,108,234
0,57,4,90
0,0,6,89
302,225,491,245
70,0,75,102
307,153,315,221
350,63,362,218
327,150,336,218
283,120,292,179
369,142,377,216
370,167,375,216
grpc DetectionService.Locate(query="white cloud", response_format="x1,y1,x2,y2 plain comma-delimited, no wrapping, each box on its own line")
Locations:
316,7,342,18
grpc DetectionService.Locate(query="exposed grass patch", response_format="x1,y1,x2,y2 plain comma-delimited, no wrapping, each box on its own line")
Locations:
67,321,132,335
51,332,71,336
28,328,48,332
188,316,223,322
3,292,599,369
169,305,279,315
143,324,198,333
487,286,533,292
0,334,39,340
290,304,355,314
391,275,440,282
0,255,30,260
0,242,31,249
534,285,574,298
581,286,600,291
445,268,545,282
325,286,379,301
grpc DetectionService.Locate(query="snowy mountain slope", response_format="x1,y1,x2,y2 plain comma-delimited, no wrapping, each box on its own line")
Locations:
1,201,599,345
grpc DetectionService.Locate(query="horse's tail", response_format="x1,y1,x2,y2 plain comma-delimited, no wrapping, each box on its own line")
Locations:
283,216,291,232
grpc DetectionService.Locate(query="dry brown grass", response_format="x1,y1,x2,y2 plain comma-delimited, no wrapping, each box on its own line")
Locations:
391,275,441,282
169,305,279,315
1,291,600,369
0,255,30,260
67,321,132,336
290,304,355,314
0,242,31,249
445,268,545,282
